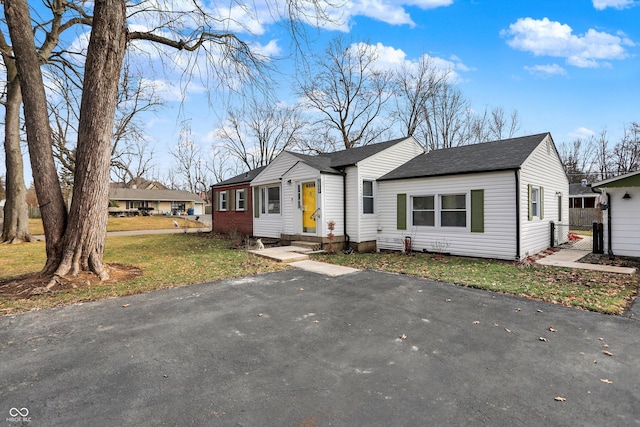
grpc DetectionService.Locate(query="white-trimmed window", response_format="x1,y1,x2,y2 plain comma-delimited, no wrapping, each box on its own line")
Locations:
363,180,375,214
261,185,281,215
440,194,466,227
412,196,435,226
218,191,227,211
531,187,540,218
235,189,245,211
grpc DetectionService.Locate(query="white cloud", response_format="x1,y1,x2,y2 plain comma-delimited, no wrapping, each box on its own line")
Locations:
502,17,634,68
353,42,467,83
524,63,567,77
593,0,636,10
323,0,454,30
251,39,282,58
568,127,596,139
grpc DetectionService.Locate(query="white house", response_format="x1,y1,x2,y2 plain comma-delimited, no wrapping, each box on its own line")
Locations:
593,170,640,258
376,133,569,260
250,137,425,250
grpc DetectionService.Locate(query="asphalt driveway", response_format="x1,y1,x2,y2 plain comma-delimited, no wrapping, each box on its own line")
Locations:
1,269,639,426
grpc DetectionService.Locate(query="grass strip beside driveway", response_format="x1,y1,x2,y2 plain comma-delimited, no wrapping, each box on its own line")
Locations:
312,252,639,315
0,234,287,314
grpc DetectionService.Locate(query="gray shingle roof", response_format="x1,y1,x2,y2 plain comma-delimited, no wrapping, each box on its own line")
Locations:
319,137,415,168
379,133,550,181
109,188,205,203
284,136,416,174
288,152,341,174
569,182,599,196
212,166,267,187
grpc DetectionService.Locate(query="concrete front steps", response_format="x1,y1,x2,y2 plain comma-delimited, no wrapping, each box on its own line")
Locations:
248,245,322,263
291,241,322,251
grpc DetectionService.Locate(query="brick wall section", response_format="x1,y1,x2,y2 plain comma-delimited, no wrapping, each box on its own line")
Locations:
213,184,254,236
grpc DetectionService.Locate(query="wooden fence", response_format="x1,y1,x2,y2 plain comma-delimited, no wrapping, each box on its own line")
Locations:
569,208,600,226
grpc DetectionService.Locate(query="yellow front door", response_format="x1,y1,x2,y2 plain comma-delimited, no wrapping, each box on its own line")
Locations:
302,181,317,233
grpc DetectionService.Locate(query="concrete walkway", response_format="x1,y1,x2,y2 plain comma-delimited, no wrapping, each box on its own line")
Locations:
249,245,360,276
535,249,637,274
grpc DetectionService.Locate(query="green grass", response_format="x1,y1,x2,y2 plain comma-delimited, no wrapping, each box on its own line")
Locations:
0,234,287,314
312,252,639,315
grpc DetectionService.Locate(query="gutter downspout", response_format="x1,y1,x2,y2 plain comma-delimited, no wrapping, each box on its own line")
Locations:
342,170,350,249
607,192,614,259
515,169,521,260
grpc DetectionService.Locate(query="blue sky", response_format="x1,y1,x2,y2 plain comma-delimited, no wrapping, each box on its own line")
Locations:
5,0,640,184
170,0,639,179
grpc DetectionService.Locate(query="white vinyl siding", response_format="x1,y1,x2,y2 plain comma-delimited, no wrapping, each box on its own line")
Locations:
520,135,569,257
602,188,640,257
251,152,303,238
352,137,424,243
378,171,517,260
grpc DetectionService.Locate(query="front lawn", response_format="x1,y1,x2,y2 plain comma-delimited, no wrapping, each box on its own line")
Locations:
312,251,639,315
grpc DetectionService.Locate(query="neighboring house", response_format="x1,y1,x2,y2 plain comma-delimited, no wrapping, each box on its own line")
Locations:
376,133,569,260
110,178,168,190
569,181,601,226
250,137,425,251
211,166,266,236
593,170,640,258
108,187,206,216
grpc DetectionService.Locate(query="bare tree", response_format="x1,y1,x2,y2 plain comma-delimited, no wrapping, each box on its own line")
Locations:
559,137,596,183
391,56,449,141
0,175,6,201
170,120,211,195
110,63,161,182
418,83,470,150
591,129,613,181
216,98,306,169
296,37,393,150
0,41,31,243
6,0,338,283
611,122,640,175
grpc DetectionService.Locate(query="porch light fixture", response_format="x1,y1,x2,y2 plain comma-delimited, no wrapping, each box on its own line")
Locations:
287,179,292,185
623,192,631,200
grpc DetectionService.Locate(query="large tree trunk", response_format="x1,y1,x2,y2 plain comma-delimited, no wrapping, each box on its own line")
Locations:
1,58,32,244
4,0,67,273
54,0,127,280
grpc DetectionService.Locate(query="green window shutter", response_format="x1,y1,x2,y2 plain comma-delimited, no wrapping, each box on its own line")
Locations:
253,188,260,218
540,186,544,220
397,194,407,230
243,188,249,211
471,190,484,233
214,191,219,212
229,190,234,211
527,184,533,221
